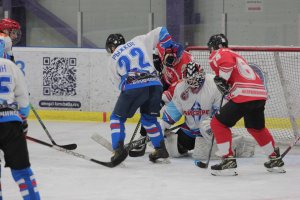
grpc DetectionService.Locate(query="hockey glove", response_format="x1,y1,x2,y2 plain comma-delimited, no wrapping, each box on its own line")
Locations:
153,54,163,73
214,76,230,96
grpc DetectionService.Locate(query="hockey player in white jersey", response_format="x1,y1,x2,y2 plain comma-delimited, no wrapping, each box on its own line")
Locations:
0,43,41,199
105,27,176,166
161,62,255,160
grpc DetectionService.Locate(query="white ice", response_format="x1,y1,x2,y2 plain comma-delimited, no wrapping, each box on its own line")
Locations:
2,120,300,200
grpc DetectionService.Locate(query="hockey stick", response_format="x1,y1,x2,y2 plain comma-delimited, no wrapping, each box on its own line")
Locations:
91,133,148,153
281,134,300,158
128,122,183,157
128,120,141,146
93,123,182,157
26,135,115,168
30,103,77,150
91,120,142,162
164,123,184,137
195,95,225,169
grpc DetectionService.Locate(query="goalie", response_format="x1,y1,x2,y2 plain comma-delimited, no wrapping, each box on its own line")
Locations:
161,62,255,160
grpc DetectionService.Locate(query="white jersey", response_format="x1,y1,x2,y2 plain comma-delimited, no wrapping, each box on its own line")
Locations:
107,27,172,91
0,33,13,58
0,58,29,122
162,74,223,137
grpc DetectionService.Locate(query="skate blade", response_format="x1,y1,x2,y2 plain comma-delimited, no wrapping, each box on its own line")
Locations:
211,169,238,176
266,167,286,173
150,158,171,164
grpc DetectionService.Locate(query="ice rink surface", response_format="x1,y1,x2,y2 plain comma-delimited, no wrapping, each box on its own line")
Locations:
2,120,300,200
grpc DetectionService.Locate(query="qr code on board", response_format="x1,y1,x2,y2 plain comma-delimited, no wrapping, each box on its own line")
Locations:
42,57,77,96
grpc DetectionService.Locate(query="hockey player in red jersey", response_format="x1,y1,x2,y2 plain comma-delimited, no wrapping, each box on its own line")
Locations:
207,34,285,176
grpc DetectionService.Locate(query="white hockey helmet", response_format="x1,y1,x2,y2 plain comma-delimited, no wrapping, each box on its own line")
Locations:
183,62,205,88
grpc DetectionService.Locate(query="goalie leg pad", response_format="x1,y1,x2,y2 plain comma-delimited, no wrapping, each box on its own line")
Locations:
165,133,181,157
192,137,219,160
232,135,256,158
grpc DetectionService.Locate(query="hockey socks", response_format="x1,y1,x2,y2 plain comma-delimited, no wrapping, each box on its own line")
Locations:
11,167,40,200
210,117,234,157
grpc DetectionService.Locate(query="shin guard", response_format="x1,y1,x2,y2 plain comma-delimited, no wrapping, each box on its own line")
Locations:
11,167,40,200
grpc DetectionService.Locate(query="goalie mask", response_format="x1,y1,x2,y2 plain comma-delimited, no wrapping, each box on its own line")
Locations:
183,62,205,88
163,42,184,67
207,33,228,53
0,18,21,45
105,33,125,53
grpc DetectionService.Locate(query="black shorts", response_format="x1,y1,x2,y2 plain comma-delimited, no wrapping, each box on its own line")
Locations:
113,85,163,118
215,100,266,130
0,121,30,169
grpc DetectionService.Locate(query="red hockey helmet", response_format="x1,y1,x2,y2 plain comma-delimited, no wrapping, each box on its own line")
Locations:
0,18,22,45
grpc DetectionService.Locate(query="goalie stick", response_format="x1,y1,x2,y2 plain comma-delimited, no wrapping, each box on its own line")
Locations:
30,103,77,150
26,136,116,168
195,95,225,169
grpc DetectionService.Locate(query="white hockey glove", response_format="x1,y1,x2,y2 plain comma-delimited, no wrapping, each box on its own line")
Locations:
199,118,213,143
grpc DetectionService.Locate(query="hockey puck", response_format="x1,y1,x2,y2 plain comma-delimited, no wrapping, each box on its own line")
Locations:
194,160,208,168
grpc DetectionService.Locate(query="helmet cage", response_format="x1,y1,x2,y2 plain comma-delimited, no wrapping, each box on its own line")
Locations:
10,29,22,45
183,62,205,88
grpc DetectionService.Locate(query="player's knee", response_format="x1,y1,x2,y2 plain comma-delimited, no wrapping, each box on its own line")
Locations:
110,113,126,124
210,117,225,136
140,113,157,124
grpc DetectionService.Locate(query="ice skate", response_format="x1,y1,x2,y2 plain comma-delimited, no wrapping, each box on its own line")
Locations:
111,141,128,166
211,156,238,176
264,147,285,173
149,140,170,163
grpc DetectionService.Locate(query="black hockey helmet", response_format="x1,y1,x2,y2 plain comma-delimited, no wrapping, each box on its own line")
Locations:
105,33,125,53
207,33,228,52
183,62,205,88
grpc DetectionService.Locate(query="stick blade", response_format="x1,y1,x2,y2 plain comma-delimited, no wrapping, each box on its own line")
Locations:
194,160,208,168
59,143,77,150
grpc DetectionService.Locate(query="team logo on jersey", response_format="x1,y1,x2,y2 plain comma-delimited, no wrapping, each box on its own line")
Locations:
183,101,209,122
180,89,189,100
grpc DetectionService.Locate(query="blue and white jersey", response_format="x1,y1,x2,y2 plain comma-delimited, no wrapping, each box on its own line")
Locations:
108,27,172,91
0,58,29,122
162,74,223,138
0,33,14,59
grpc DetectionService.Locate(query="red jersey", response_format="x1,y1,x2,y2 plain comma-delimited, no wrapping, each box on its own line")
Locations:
156,43,193,102
209,48,267,103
